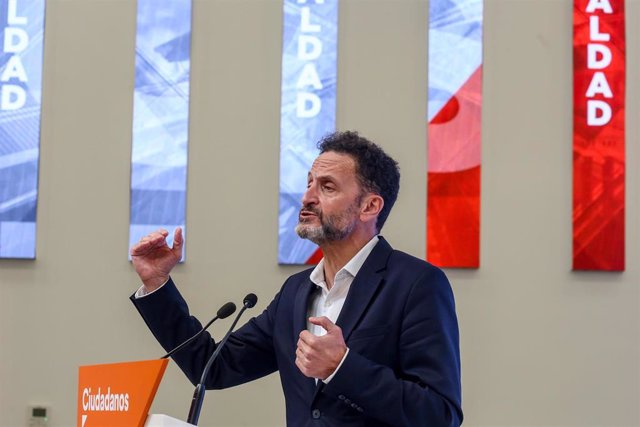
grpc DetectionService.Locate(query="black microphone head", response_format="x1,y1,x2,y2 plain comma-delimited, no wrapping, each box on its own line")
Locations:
217,302,236,319
243,293,258,308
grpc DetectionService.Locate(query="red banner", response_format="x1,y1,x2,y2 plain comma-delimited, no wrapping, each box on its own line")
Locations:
573,0,625,271
427,67,482,268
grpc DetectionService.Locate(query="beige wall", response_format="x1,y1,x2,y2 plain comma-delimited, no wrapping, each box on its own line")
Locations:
1,0,639,426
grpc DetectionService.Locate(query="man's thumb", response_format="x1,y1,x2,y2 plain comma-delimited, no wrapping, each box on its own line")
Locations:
172,228,184,255
309,316,336,333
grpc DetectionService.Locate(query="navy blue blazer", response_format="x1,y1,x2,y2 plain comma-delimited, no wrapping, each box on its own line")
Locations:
132,237,462,426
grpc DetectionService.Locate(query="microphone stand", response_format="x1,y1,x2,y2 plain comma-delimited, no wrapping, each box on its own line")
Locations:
186,294,257,425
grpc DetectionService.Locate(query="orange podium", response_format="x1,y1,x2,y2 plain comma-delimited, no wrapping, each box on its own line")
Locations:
77,359,192,427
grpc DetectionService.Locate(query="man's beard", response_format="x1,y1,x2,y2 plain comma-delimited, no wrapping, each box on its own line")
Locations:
295,203,359,244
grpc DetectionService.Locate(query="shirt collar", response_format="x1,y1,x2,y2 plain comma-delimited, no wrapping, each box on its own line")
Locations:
309,235,380,286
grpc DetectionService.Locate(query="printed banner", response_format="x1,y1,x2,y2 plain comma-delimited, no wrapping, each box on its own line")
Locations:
427,0,483,268
573,0,625,271
129,0,192,260
278,0,338,264
77,359,168,427
0,0,45,259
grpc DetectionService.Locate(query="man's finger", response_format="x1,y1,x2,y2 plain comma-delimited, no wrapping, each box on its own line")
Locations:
308,316,337,333
296,346,307,361
297,337,315,355
141,231,167,247
131,229,170,255
298,330,318,346
131,239,157,254
146,229,168,241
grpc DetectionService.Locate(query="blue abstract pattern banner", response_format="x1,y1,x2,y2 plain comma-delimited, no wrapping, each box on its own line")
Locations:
130,0,192,260
0,0,45,259
279,0,338,264
428,0,483,122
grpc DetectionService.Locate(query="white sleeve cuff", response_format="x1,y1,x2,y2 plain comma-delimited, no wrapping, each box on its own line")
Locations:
322,347,350,384
134,278,169,299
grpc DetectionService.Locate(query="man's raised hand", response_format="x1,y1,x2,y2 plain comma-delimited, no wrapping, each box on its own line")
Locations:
130,227,183,292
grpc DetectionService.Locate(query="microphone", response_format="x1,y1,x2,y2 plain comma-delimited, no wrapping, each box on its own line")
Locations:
160,302,236,359
243,293,258,309
186,294,258,425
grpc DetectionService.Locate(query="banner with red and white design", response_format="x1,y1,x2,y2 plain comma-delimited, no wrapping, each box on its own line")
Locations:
573,0,625,271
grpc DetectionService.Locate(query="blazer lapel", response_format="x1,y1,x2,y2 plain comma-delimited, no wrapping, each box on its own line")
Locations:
293,277,316,338
335,237,392,341
292,279,322,400
292,277,318,391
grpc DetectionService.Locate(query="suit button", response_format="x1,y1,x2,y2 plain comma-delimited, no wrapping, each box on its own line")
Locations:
312,409,321,419
344,398,351,404
338,395,346,400
351,403,358,409
357,406,364,413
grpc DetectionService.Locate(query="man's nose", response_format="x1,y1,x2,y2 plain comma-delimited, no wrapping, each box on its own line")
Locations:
301,184,318,206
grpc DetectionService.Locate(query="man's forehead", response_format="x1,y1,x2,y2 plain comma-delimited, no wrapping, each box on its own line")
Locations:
309,152,355,176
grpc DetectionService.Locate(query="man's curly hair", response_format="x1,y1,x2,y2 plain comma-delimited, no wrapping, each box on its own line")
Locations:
317,131,400,232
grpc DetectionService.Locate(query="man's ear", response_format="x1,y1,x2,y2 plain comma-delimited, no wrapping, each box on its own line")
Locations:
360,194,384,222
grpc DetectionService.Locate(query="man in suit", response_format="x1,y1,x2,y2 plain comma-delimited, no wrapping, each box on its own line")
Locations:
131,131,462,426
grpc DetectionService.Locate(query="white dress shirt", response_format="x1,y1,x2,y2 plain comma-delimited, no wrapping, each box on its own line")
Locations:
307,235,379,382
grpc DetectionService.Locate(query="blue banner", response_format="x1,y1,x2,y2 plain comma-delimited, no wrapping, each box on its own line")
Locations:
428,0,483,122
130,0,192,260
0,0,45,259
279,0,338,264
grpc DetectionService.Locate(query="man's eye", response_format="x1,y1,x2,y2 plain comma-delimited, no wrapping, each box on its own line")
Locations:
322,184,334,191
